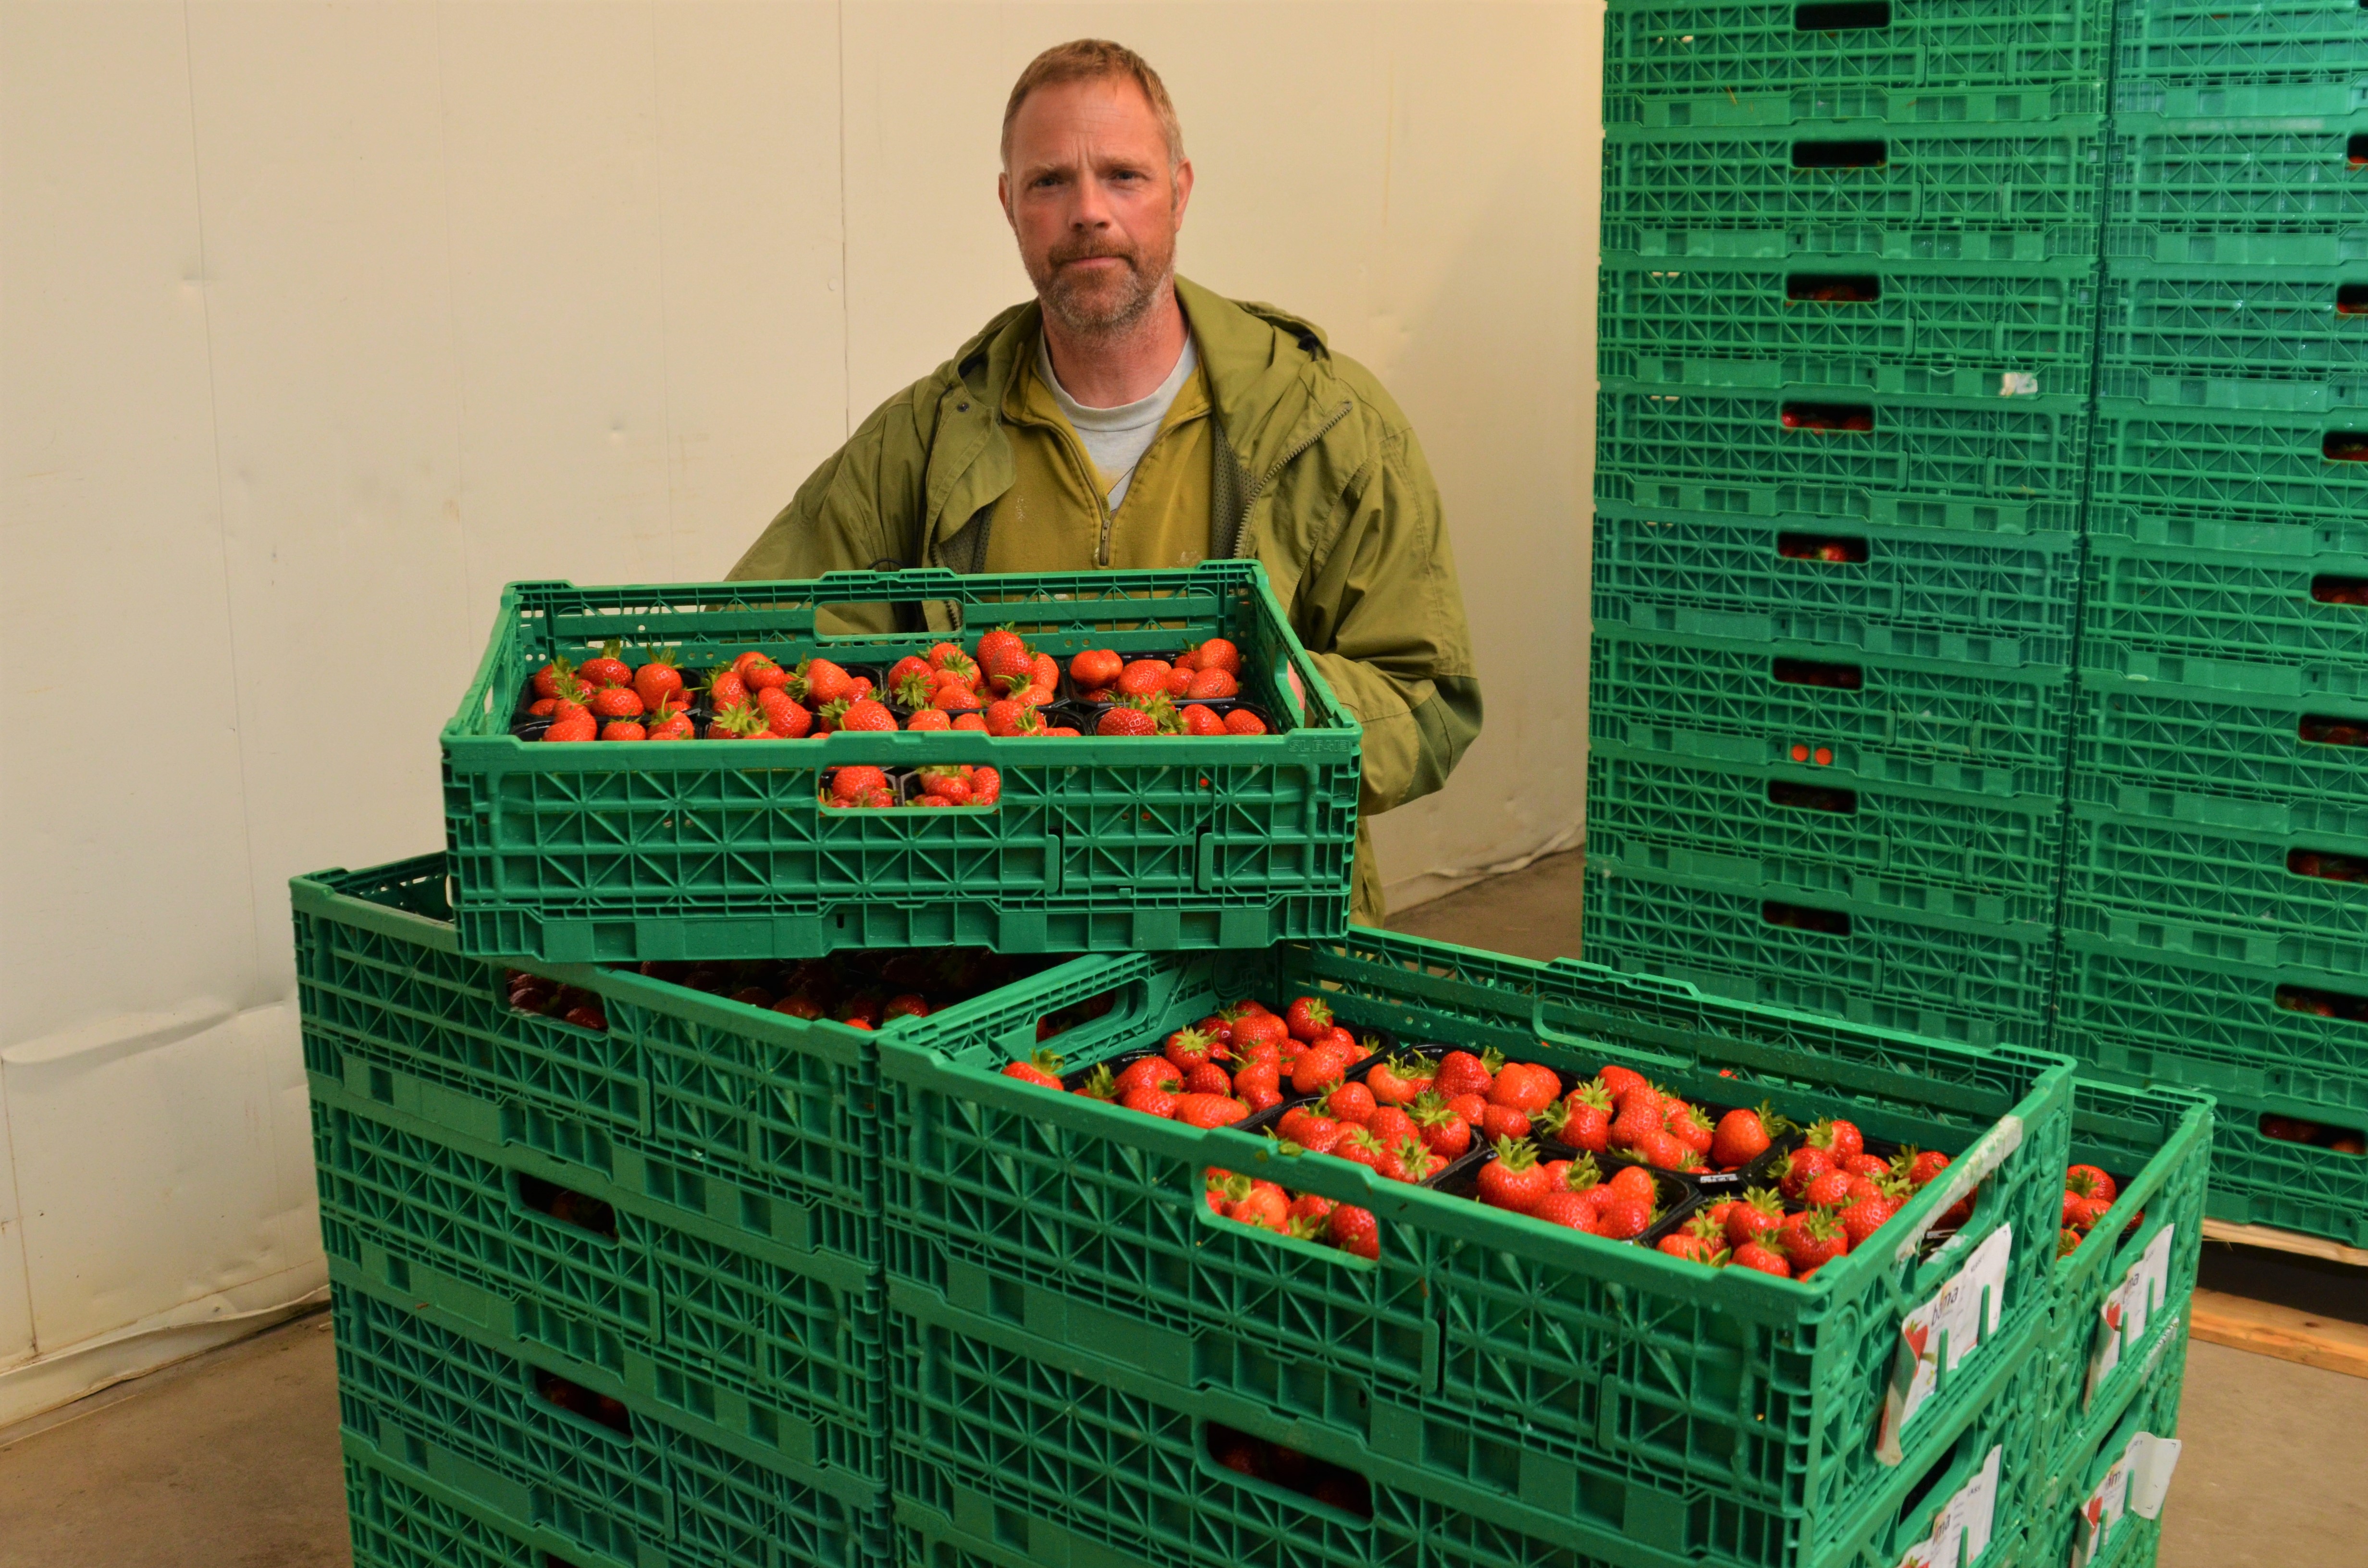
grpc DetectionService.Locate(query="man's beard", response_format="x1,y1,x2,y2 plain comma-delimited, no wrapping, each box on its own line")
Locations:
1029,229,1175,337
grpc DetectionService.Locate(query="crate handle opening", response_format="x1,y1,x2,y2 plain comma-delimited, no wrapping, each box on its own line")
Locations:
2324,430,2368,462
1796,0,1890,29
1768,779,1858,814
1777,531,1869,563
1793,139,1887,170
2309,574,2367,606
2336,283,2368,316
1204,1421,1373,1519
1782,401,1875,433
2350,134,2368,167
1762,899,1850,936
533,1370,631,1435
2299,712,2368,748
2272,982,2368,1027
1786,273,1880,304
1772,657,1863,690
2256,1104,2367,1154
516,1173,619,1241
2287,846,2368,886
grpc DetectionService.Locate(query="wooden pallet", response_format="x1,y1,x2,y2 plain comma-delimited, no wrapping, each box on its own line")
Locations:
2191,1219,2368,1379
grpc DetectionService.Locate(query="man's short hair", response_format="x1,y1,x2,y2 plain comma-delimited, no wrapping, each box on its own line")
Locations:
1000,39,1184,172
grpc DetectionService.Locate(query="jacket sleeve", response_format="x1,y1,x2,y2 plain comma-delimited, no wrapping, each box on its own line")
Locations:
1295,421,1483,816
726,390,934,633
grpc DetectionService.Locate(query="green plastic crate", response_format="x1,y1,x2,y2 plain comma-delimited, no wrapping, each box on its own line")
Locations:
2055,928,2368,1110
2088,397,2368,535
1586,745,2067,921
440,563,1359,964
2079,540,2368,677
2069,674,2368,833
2097,263,2368,410
311,1091,886,1485
2083,488,2368,555
296,855,890,1280
879,934,2075,1568
346,1447,769,1568
1584,861,2059,1050
888,1292,2049,1568
1596,385,2097,516
2104,110,2368,259
1597,256,2102,391
1592,625,2076,798
2038,1082,2212,1458
1592,502,2083,655
333,1282,890,1568
2062,806,2368,966
2116,0,2368,92
1603,0,2115,111
1602,121,2108,263
2181,1088,2368,1245
2024,1326,2191,1568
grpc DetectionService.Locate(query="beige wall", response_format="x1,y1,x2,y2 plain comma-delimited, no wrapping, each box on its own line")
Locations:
0,0,1598,1420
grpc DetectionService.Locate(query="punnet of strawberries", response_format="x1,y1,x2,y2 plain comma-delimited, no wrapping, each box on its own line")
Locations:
996,1000,1997,1275
518,627,1275,743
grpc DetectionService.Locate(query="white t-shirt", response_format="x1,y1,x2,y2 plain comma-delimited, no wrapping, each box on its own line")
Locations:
1038,332,1199,511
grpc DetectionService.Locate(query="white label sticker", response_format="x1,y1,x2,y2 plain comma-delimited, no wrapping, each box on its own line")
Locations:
2000,372,2042,397
2086,1222,2176,1406
1895,1445,2003,1568
1877,1225,2013,1462
2070,1430,2179,1566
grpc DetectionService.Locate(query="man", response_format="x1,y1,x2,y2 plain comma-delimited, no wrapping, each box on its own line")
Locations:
730,38,1479,924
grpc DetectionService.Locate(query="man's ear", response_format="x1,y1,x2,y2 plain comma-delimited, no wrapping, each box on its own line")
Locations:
1170,159,1194,228
998,171,1019,232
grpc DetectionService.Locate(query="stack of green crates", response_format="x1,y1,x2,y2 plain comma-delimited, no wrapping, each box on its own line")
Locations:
2055,0,2368,1246
1586,0,2115,1051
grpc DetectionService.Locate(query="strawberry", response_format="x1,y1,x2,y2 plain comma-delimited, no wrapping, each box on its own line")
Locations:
1778,1146,1833,1203
1480,1103,1533,1143
1554,1085,1613,1152
706,667,750,710
599,720,647,741
1290,1044,1356,1097
1114,1056,1184,1097
1283,996,1335,1042
1842,1152,1891,1181
1664,1100,1715,1156
1183,1062,1233,1097
632,649,683,709
1224,709,1269,735
1838,1190,1902,1249
1657,1221,1726,1264
1802,1167,1855,1211
1164,1027,1221,1071
754,688,813,738
1069,649,1124,690
543,716,598,741
589,685,645,719
827,697,898,733
1433,1049,1499,1099
531,658,576,700
1731,1241,1792,1277
1476,1137,1553,1213
1329,1205,1380,1260
883,994,930,1021
982,643,1037,694
1365,1054,1428,1106
1227,1183,1291,1231
1230,1013,1289,1059
1410,1092,1472,1160
1232,1057,1283,1107
1187,667,1240,700
950,714,988,732
1096,702,1161,736
796,659,855,707
1117,660,1172,698
903,709,950,732
1711,1106,1774,1168
1320,1081,1377,1125
1530,1187,1603,1230
1386,1136,1444,1185
1489,1061,1561,1115
1804,1118,1865,1163
1595,1064,1649,1104
1179,703,1228,736
1276,1108,1343,1154
2066,1164,2119,1203
1001,1050,1063,1089
1778,1209,1847,1275
829,765,890,803
1187,637,1242,675
1595,1192,1655,1241
579,642,632,688
1122,1086,1178,1118
975,625,1025,672
1333,1126,1388,1173
1366,1105,1418,1148
934,683,985,714
1172,1093,1250,1129
969,767,1003,806
1287,1191,1337,1228
2059,1227,2085,1258
1626,1128,1687,1170
887,655,933,692
647,711,695,741
926,642,977,678
1895,1148,1951,1189
2066,1193,2113,1231
916,767,972,805
1723,1188,1786,1250
1606,1164,1658,1206
744,658,791,693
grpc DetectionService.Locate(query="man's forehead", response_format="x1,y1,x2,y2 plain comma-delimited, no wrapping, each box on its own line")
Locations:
1008,76,1167,166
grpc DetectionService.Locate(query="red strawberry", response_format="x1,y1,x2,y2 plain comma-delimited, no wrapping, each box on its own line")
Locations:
1664,1099,1715,1155
1224,709,1269,735
903,709,950,732
1172,1093,1250,1129
1183,1062,1233,1097
1606,1164,1658,1206
1096,702,1160,735
1385,1136,1444,1185
1555,1085,1613,1152
1731,1241,1793,1277
2066,1164,2119,1203
1330,1205,1380,1260
1657,1220,1726,1264
1290,1044,1356,1097
1480,1103,1533,1143
1231,1013,1289,1059
1001,1051,1063,1089
1226,1181,1291,1231
706,667,750,710
1489,1061,1561,1115
1188,637,1242,675
1320,1081,1378,1126
1232,1057,1282,1103
757,688,814,738
1476,1137,1553,1213
1410,1092,1473,1160
632,650,683,709
828,697,898,733
1068,649,1124,690
1778,1210,1848,1275
1122,1086,1178,1118
1804,1118,1865,1163
796,659,855,706
1116,659,1172,698
2066,1193,2113,1231
1287,1191,1337,1228
1115,1056,1184,1097
599,720,647,741
1627,1128,1687,1170
1276,1108,1343,1154
1530,1187,1603,1230
1433,1049,1500,1099
1187,667,1240,700
1595,1064,1649,1104
1283,996,1335,1043
1447,1091,1489,1127
531,658,575,700
1895,1148,1952,1189
1595,1192,1655,1241
590,686,645,719
1778,1146,1833,1203
1843,1152,1892,1181
1839,1190,1902,1249
2059,1227,2084,1258
887,655,933,692
579,642,632,687
1178,703,1228,736
647,712,695,741
1723,1188,1786,1250
1333,1127,1389,1173
1802,1168,1855,1211
933,683,984,714
1164,1027,1221,1071
1711,1106,1773,1169
969,766,1003,806
1365,1055,1428,1107
1366,1105,1418,1148
829,765,890,803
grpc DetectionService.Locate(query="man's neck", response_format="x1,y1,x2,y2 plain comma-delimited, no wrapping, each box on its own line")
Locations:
1041,286,1190,409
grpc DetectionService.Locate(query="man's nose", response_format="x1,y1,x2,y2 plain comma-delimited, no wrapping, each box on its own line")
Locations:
1070,171,1115,228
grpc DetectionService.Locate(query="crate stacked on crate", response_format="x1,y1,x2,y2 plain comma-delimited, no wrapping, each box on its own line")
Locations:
1586,0,2115,1052
2057,0,2368,1247
303,562,1367,1568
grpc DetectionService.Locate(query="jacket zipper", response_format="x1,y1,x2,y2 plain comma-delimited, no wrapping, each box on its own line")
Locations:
1235,400,1354,557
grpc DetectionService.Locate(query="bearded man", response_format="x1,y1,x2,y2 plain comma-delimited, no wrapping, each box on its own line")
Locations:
731,38,1480,924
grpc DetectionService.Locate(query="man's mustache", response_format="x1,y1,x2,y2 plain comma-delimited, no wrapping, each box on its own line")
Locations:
1049,241,1138,270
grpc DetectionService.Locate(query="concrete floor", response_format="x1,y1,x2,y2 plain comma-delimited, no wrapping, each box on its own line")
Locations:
0,852,2360,1567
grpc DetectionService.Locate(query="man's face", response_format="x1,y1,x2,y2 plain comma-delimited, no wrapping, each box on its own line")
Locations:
999,76,1192,337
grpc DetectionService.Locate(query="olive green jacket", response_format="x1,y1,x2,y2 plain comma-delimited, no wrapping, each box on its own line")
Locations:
728,276,1482,920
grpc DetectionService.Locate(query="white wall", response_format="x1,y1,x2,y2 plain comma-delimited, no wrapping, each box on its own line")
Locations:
0,0,1597,1421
